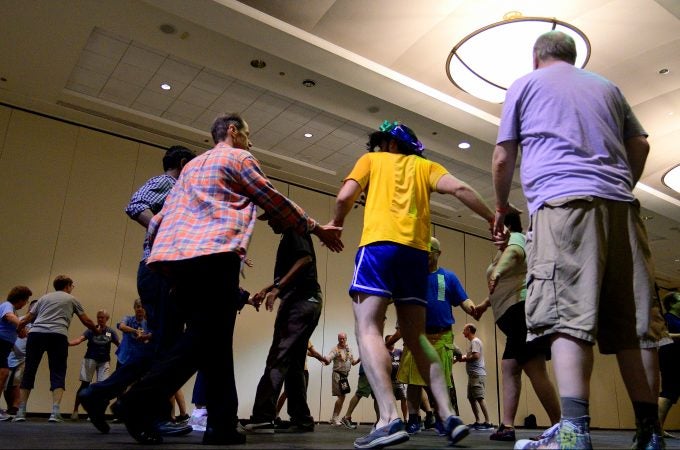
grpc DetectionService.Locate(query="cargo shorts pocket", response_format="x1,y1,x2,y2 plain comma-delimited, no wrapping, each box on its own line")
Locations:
525,261,558,331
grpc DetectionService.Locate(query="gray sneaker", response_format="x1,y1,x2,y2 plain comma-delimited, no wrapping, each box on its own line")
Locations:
12,411,26,422
0,410,13,422
48,413,64,423
354,418,409,449
244,421,275,434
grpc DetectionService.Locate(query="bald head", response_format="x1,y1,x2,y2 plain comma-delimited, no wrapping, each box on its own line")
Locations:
337,332,348,347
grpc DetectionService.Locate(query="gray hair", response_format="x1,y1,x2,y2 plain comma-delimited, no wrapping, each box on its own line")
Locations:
533,31,577,65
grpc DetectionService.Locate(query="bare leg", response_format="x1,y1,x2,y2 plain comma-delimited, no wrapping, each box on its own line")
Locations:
400,399,408,421
351,294,397,428
469,398,480,422
551,334,593,400
396,304,454,420
344,394,362,418
500,359,522,427
52,388,64,407
658,397,673,432
406,385,421,415
523,356,561,424
175,389,187,417
333,395,346,421
616,348,659,404
478,398,490,423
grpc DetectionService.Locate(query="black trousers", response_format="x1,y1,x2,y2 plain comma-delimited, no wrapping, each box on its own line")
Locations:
21,333,68,390
121,252,242,432
251,293,322,423
87,261,174,401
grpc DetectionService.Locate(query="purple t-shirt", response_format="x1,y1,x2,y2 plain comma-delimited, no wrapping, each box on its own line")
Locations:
497,61,647,215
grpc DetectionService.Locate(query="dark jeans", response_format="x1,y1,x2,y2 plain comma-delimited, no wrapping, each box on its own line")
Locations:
137,261,183,353
121,252,241,432
252,293,322,423
87,261,176,401
21,332,68,390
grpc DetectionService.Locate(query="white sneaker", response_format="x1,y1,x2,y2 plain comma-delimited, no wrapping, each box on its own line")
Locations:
12,411,26,422
48,412,64,423
0,411,13,422
188,408,207,432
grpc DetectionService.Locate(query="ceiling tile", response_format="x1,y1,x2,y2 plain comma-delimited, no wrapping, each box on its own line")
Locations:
166,99,204,122
100,78,143,106
67,66,108,91
85,28,129,60
332,123,370,142
64,82,101,97
282,104,319,124
192,70,234,95
178,85,220,107
251,128,287,150
111,62,156,87
121,44,165,72
253,93,292,114
157,57,202,84
316,133,351,151
135,89,175,111
266,115,304,135
145,74,187,98
76,50,119,75
297,144,336,161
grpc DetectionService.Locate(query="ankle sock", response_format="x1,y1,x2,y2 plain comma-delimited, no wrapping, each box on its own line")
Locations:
561,397,588,419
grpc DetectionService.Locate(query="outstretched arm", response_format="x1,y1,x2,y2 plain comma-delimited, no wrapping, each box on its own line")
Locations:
492,140,519,239
436,174,494,224
330,179,363,229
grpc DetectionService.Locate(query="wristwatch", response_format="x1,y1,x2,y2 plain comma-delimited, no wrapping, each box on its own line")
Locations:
273,278,281,290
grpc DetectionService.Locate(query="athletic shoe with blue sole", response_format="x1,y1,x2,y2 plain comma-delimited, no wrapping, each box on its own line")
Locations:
354,418,409,449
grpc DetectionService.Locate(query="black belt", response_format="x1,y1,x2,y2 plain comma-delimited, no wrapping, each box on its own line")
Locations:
425,325,451,335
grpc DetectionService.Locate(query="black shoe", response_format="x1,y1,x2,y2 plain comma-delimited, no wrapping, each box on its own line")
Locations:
202,426,246,445
78,388,110,434
155,420,193,436
174,413,190,424
113,398,164,445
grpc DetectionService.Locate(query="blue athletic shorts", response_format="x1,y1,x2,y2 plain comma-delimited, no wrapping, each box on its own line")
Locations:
349,242,428,306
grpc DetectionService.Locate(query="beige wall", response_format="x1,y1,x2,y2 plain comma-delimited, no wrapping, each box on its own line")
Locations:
0,105,677,429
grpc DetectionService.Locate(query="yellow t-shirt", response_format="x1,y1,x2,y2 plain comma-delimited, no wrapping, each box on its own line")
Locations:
345,152,448,251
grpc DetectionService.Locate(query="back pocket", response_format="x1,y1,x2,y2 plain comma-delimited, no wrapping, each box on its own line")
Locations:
525,261,558,331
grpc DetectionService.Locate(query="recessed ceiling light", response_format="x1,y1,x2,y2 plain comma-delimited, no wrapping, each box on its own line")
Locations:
250,59,266,69
160,83,172,90
458,142,471,150
159,24,177,34
659,68,670,75
302,79,316,87
304,133,313,138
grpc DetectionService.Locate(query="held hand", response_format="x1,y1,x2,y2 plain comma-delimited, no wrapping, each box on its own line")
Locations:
18,327,28,339
243,258,254,268
265,289,279,312
316,223,344,253
246,294,261,312
492,212,509,245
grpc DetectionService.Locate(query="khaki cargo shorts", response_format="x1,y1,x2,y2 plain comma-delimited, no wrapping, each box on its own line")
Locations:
524,196,668,354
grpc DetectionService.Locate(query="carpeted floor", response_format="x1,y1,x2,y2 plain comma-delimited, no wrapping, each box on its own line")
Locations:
1,419,678,449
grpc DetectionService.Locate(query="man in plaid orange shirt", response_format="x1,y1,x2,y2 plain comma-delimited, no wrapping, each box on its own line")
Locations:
116,113,342,445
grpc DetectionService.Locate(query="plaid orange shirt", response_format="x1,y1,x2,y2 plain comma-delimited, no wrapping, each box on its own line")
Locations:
146,145,314,265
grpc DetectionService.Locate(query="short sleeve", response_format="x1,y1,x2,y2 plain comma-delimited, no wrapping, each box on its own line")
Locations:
445,270,468,307
345,154,372,189
428,161,449,190
497,81,523,144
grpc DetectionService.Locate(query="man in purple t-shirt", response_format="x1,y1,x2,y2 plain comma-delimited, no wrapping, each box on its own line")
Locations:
492,31,668,449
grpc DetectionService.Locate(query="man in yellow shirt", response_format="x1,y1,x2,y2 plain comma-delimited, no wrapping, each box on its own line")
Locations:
329,121,495,449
